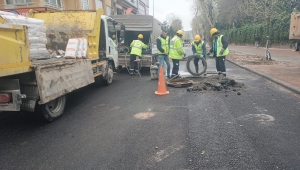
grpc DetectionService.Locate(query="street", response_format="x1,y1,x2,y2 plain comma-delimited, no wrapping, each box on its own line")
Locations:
1,47,300,170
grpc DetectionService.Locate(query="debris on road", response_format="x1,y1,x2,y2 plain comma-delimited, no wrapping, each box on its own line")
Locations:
186,75,245,93
226,51,283,65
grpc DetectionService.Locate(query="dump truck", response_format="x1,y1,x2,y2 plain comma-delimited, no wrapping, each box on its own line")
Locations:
110,15,161,69
289,12,300,51
0,9,125,121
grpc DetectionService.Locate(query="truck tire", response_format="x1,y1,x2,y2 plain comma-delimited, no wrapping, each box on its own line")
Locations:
102,63,113,86
39,95,67,122
186,55,207,76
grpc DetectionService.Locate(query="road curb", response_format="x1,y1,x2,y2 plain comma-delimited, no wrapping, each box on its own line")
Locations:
226,58,300,95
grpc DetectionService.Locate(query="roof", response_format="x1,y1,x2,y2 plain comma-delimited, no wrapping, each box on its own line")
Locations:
110,15,162,32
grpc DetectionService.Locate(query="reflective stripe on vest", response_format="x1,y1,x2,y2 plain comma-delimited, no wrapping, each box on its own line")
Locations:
158,36,169,54
132,40,142,49
170,37,180,50
192,41,204,55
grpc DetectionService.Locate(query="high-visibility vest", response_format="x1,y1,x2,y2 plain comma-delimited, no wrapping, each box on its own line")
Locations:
157,36,169,54
130,40,144,56
213,35,229,57
192,41,204,55
169,35,185,60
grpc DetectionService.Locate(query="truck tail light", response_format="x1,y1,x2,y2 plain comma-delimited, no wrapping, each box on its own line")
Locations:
0,93,11,103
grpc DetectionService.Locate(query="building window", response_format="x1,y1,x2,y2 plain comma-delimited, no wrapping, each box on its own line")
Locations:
95,0,103,9
131,0,135,4
45,0,62,7
6,0,32,4
82,0,90,10
117,8,123,15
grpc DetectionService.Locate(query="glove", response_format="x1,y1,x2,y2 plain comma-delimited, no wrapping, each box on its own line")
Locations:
200,54,204,58
220,48,225,55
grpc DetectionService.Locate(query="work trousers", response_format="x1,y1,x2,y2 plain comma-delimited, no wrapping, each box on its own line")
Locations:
215,56,226,74
194,57,206,67
130,54,140,72
158,54,170,76
171,59,180,75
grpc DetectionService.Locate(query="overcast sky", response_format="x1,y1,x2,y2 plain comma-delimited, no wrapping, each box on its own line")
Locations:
148,0,193,31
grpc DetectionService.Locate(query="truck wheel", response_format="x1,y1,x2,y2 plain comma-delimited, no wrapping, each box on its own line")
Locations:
39,95,66,122
102,63,113,86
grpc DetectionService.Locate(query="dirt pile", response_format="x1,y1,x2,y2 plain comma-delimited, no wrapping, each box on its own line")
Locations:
186,75,245,93
226,51,282,65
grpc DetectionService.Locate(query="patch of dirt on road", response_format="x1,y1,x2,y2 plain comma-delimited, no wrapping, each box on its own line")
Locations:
226,51,282,65
168,75,245,93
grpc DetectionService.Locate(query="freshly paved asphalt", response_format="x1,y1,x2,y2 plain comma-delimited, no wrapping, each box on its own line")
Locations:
1,47,300,169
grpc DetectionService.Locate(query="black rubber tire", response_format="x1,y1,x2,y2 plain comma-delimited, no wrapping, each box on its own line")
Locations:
101,63,113,86
266,51,271,60
38,95,67,122
186,55,207,76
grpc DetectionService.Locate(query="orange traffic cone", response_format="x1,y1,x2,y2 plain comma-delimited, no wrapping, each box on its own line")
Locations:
155,66,170,95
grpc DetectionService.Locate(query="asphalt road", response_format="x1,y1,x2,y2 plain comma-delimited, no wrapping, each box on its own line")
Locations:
1,47,300,169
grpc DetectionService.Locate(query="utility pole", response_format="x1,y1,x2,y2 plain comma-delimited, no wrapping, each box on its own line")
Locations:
152,0,154,45
111,0,117,15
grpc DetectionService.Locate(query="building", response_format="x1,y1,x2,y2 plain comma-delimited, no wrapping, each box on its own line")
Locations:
95,0,149,15
0,0,149,16
0,0,97,16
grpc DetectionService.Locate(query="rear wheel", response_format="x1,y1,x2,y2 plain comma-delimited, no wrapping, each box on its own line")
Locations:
38,95,67,122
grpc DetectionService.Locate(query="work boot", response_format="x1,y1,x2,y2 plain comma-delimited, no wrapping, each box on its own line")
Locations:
129,69,134,75
195,66,199,73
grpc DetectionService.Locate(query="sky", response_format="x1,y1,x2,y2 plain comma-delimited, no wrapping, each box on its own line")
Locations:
148,0,194,31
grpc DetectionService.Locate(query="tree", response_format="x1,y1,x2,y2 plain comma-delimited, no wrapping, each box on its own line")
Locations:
169,18,183,37
216,0,246,29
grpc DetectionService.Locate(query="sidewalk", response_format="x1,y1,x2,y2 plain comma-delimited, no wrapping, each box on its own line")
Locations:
228,45,300,95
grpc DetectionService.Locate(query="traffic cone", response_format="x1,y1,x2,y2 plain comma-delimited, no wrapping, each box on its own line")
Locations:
155,66,170,95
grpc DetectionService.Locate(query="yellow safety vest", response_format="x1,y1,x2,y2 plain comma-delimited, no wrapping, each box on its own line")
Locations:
169,35,185,60
130,40,147,56
192,41,204,55
157,36,169,54
213,35,229,57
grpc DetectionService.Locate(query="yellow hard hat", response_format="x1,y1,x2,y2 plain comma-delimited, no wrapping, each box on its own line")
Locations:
194,35,201,42
176,30,184,36
138,34,143,39
210,28,218,36
112,34,116,38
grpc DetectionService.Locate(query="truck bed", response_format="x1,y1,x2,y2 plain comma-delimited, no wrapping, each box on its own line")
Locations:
32,58,94,104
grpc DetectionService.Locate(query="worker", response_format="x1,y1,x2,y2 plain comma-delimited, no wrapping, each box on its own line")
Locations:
157,29,170,78
209,28,229,77
112,34,117,44
191,35,206,74
169,30,186,78
129,34,148,75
